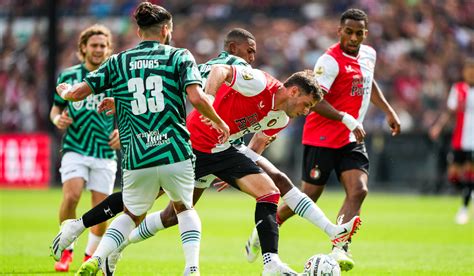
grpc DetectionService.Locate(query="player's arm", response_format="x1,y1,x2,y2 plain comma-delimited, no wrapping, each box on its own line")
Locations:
429,86,456,140
56,82,92,102
49,105,72,130
187,84,230,143
370,80,401,136
204,64,233,97
248,132,276,155
311,100,366,143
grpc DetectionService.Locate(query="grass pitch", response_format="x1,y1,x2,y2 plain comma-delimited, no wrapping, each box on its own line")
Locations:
0,188,473,275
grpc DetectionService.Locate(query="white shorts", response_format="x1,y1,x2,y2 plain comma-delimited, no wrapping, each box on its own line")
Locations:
60,151,117,195
193,145,262,189
122,159,195,216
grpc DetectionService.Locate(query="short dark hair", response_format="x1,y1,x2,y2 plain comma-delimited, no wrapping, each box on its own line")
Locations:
283,70,323,102
134,2,172,29
340,8,368,28
224,28,256,48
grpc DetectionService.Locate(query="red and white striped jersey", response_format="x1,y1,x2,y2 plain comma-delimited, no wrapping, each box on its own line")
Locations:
447,82,474,151
188,65,289,153
303,43,376,148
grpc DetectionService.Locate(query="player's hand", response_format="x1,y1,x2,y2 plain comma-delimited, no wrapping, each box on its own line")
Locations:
213,180,230,192
386,112,401,136
108,129,121,150
352,125,366,143
199,115,212,126
265,135,277,148
214,120,230,144
56,83,71,99
53,109,73,130
98,97,116,116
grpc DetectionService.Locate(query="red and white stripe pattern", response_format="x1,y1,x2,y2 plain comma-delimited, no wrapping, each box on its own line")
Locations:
447,82,474,151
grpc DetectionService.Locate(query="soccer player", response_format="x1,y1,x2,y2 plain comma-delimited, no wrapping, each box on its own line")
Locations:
55,2,229,276
49,24,120,272
51,28,360,275
247,9,401,272
429,59,474,225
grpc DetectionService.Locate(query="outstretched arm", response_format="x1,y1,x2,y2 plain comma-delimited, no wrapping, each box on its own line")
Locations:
56,82,92,102
370,80,401,136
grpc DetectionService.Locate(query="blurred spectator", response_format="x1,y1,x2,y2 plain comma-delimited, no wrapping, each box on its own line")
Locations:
0,1,472,189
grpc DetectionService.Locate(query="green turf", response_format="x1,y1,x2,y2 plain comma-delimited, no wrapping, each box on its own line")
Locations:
0,189,473,275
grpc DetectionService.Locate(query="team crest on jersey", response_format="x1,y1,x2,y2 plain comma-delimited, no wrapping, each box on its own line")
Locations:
241,69,254,80
314,66,324,76
72,100,84,110
267,119,277,127
310,165,320,179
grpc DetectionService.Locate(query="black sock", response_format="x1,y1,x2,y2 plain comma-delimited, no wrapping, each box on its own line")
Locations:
461,182,473,207
82,191,123,228
255,202,279,254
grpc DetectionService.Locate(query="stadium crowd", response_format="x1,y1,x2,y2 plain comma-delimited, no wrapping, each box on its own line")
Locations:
0,1,472,176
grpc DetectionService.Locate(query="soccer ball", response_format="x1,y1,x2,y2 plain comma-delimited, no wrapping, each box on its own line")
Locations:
303,254,341,276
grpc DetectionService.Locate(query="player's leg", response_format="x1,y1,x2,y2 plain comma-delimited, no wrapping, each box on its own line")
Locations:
77,166,160,275
52,152,87,271
160,159,201,275
330,142,369,271
84,158,117,260
455,152,473,224
233,172,297,275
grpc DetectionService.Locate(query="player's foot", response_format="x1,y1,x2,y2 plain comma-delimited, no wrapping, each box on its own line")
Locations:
183,266,200,276
330,216,361,247
54,249,73,272
455,207,469,225
262,261,298,276
102,249,122,276
50,219,80,261
245,226,260,263
76,257,100,276
329,246,354,272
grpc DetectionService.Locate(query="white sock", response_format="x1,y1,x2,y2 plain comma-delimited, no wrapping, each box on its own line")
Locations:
282,187,335,236
129,211,165,243
85,232,102,256
263,252,281,267
65,243,74,251
92,214,135,266
177,209,201,270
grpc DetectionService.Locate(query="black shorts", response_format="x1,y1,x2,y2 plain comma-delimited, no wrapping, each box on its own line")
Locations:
193,146,263,189
302,142,369,185
448,150,474,164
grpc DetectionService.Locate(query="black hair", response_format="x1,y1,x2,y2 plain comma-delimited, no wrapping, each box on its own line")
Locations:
134,2,172,29
224,28,256,48
284,70,323,102
340,8,368,27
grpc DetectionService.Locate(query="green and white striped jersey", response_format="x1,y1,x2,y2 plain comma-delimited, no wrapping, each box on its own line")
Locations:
54,63,116,159
198,51,249,85
85,41,201,170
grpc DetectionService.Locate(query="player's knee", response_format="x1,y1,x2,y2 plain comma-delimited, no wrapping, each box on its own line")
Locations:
161,205,178,228
347,184,368,201
268,171,293,194
63,192,81,207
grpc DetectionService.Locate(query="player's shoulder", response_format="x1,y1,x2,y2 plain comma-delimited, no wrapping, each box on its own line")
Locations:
359,44,376,58
60,63,83,74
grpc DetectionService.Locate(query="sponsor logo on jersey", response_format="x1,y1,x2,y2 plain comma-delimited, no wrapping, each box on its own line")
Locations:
241,69,254,80
345,65,356,73
258,101,265,109
310,165,320,179
267,119,277,127
314,66,324,76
